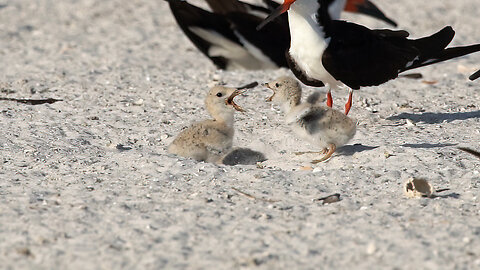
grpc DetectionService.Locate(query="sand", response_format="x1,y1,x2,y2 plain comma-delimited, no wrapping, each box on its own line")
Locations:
1,0,479,269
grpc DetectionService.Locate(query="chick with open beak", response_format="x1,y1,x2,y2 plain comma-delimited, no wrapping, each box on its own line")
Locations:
226,89,246,112
168,82,256,163
265,76,356,163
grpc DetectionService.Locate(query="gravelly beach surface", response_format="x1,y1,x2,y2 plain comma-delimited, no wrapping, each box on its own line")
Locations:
1,0,479,269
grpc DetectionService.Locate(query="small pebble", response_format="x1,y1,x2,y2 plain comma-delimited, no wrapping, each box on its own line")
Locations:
133,99,144,106
366,242,376,255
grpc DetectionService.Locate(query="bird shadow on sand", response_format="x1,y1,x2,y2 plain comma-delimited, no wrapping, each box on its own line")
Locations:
221,148,267,166
387,110,480,124
401,143,457,149
336,144,379,156
432,192,461,199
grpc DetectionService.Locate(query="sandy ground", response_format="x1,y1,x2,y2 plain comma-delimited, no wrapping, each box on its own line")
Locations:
1,0,480,269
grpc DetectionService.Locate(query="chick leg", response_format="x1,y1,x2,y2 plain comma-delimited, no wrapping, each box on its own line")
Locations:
311,143,336,164
295,148,328,156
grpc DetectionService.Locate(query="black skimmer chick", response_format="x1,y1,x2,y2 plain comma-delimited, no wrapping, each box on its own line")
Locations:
259,0,480,115
168,82,255,163
166,0,397,70
265,76,356,163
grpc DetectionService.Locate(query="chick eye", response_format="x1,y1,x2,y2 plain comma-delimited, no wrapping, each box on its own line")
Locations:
216,93,223,97
275,83,280,87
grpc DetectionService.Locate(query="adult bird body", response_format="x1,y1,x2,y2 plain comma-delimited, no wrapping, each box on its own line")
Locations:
260,0,480,115
166,0,397,70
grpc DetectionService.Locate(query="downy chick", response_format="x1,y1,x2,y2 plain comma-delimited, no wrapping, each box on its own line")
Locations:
168,85,248,163
265,76,356,163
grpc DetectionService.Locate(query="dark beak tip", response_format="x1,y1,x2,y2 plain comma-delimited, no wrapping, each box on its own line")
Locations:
256,20,270,31
257,4,285,30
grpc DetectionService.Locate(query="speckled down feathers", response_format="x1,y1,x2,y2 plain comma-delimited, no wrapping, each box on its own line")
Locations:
168,85,241,162
294,104,356,148
266,76,356,150
168,119,234,162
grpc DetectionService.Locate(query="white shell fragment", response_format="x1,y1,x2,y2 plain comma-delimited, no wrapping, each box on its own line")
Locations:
404,178,434,198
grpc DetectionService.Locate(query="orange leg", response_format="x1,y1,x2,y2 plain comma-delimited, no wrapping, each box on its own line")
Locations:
311,144,336,164
326,89,333,107
344,89,353,115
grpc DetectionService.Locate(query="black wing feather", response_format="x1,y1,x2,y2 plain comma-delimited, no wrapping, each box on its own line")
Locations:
226,12,290,67
167,0,243,69
317,0,479,89
205,0,247,14
321,21,462,88
322,21,418,89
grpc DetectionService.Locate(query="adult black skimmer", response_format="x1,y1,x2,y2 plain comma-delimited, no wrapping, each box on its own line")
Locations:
166,0,397,70
259,0,480,115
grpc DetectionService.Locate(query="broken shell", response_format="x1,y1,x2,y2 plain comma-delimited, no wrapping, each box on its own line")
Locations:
405,119,416,127
404,178,434,198
132,98,144,106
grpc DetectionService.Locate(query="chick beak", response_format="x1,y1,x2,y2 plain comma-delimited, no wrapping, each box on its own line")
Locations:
226,89,247,112
263,82,275,102
257,0,295,30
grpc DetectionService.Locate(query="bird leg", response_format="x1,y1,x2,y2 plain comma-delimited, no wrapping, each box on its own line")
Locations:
295,149,328,156
311,143,336,164
344,89,353,115
326,87,333,107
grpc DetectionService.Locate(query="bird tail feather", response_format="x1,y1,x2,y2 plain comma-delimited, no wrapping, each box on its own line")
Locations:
402,26,480,71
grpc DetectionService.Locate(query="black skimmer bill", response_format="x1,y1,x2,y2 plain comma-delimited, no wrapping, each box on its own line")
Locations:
166,0,397,70
259,0,480,115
